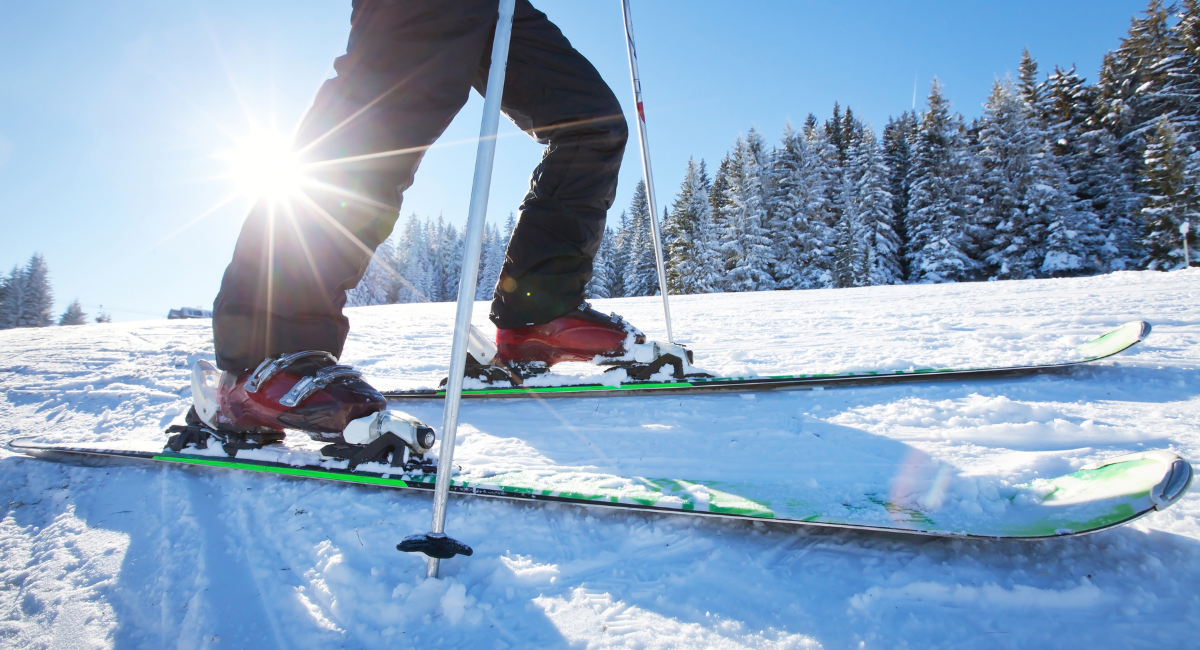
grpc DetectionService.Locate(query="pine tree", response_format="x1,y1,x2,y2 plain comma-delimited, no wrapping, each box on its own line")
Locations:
664,158,712,294
1094,0,1176,224
883,112,918,277
346,239,397,306
1156,0,1200,134
905,80,979,282
1018,49,1044,110
767,118,839,289
476,222,505,300
621,181,660,296
717,130,776,292
705,156,735,290
586,226,617,299
827,109,857,287
608,210,630,297
1140,115,1199,268
393,213,432,303
845,128,903,285
977,78,1051,279
0,265,24,329
767,125,805,289
1044,65,1133,270
18,254,54,328
58,299,88,326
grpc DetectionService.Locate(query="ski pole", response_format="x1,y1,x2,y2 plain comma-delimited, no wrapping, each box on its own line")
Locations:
620,0,674,343
404,0,516,580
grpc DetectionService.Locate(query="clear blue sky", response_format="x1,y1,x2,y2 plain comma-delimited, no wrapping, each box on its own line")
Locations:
0,0,1148,322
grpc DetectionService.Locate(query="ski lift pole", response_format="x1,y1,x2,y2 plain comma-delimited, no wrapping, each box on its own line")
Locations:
621,0,674,343
414,0,515,580
1182,221,1191,267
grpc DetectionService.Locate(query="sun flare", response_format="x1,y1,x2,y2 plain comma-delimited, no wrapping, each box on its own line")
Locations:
221,130,304,202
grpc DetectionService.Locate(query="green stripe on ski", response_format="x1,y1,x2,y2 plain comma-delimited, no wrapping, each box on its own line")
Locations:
397,321,1149,399
152,455,415,487
16,430,1179,539
441,380,692,396
1074,321,1146,361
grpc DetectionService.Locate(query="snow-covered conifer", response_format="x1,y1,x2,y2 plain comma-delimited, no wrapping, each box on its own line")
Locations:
845,128,903,285
905,80,979,282
0,266,24,329
58,299,88,326
1094,1,1175,212
18,254,54,328
346,239,397,307
664,158,712,294
1140,116,1199,269
475,222,505,300
883,113,918,277
393,214,432,303
586,226,617,299
622,181,660,297
717,130,776,292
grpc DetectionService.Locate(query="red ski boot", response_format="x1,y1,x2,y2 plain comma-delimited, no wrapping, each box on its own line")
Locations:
495,303,645,367
488,303,704,381
205,351,385,438
171,353,436,466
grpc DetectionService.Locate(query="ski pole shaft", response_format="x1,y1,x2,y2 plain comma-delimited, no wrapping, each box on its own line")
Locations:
620,0,674,343
426,0,516,580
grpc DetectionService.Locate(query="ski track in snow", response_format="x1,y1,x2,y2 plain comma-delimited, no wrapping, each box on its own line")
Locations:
1,269,1198,648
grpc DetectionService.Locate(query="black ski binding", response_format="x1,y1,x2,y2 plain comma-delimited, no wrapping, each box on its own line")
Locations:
165,406,286,456
397,532,473,559
165,424,286,456
605,348,711,381
320,431,436,473
439,353,529,388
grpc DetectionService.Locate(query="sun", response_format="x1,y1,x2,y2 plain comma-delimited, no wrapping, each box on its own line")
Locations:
220,129,304,202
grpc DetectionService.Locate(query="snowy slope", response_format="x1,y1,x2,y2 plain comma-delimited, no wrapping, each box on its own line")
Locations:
1,269,1198,648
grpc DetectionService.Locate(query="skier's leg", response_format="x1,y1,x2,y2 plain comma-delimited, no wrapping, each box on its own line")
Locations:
213,0,501,372
485,0,629,329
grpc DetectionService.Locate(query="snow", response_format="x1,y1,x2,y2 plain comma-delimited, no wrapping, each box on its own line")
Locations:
2,269,1200,648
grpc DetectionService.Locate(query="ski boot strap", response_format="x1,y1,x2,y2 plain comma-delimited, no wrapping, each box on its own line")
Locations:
245,351,338,393
279,364,364,407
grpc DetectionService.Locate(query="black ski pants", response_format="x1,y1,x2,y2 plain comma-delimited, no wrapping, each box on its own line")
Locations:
213,0,627,371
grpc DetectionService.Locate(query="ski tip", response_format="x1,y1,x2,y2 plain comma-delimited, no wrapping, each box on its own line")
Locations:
6,437,41,452
1080,449,1193,511
1136,320,1153,341
1153,455,1193,510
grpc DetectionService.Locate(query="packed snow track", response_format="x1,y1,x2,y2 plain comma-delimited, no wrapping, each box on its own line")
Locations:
2,269,1198,648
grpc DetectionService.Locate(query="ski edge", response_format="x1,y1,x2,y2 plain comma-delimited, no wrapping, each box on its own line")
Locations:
6,436,1184,541
382,321,1152,400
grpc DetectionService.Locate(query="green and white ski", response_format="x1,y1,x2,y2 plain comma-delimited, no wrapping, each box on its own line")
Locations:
8,436,1190,539
383,321,1151,400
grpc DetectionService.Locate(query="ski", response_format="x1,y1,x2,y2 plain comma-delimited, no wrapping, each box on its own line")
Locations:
383,321,1151,400
8,434,1191,540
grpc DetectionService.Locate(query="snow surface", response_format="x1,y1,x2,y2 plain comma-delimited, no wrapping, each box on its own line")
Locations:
2,269,1199,648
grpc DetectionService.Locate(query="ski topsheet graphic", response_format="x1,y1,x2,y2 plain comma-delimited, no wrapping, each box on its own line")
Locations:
383,321,1152,400
8,437,1191,539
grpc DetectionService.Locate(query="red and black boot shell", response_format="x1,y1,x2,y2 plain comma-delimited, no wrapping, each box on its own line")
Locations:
495,304,645,367
216,355,385,437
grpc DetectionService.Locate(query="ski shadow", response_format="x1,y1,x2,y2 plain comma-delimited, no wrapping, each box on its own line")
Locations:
0,451,578,649
481,494,1200,649
0,451,287,647
391,391,984,530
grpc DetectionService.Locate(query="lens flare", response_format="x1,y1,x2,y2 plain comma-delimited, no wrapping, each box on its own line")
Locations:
221,130,303,202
